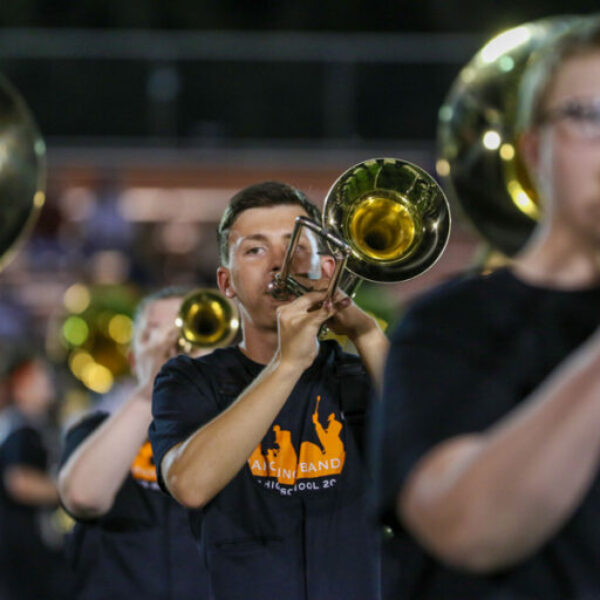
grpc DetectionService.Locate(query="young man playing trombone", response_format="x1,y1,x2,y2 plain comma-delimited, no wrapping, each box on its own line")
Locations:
149,181,389,600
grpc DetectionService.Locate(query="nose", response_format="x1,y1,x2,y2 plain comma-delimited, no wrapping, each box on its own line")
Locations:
269,242,288,274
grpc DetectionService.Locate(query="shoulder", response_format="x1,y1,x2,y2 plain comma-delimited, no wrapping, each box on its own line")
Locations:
193,345,243,369
155,353,211,391
60,411,110,466
394,268,522,343
153,346,245,406
160,346,240,378
2,424,40,448
65,411,109,438
408,269,502,316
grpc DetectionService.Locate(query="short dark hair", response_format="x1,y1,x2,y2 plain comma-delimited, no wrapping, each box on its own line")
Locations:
217,181,321,265
517,15,600,131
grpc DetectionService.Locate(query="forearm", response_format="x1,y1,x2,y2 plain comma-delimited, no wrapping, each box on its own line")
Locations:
352,326,389,390
4,466,59,506
401,335,600,571
163,355,303,508
59,391,152,518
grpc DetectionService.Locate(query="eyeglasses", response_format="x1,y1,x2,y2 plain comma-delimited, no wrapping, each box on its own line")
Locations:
538,98,600,140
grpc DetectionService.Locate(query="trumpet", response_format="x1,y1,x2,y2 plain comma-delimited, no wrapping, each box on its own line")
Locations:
175,288,240,353
269,157,451,301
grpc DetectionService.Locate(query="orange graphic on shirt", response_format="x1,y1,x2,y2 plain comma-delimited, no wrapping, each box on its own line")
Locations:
131,441,157,483
248,396,345,485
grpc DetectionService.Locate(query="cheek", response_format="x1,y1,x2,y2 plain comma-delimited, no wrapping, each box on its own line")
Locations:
542,140,585,207
230,268,259,299
551,150,600,223
555,150,590,191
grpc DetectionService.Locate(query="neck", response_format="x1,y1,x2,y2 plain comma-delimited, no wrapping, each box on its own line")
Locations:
512,225,600,289
237,321,279,365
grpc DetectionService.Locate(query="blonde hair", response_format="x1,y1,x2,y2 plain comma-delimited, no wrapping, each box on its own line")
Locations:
517,15,600,132
132,286,191,352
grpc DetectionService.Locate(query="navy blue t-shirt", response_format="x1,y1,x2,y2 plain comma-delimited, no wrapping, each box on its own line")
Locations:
61,411,211,600
0,410,74,600
373,268,600,599
149,340,380,600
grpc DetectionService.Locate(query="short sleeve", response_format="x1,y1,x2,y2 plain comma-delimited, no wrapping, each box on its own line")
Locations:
2,427,46,470
149,355,221,494
372,285,498,524
60,411,108,468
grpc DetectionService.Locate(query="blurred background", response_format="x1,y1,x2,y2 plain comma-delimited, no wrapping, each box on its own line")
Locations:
1,1,599,416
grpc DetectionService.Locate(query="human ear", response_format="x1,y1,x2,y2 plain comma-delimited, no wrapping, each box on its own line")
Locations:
217,266,236,298
320,255,336,279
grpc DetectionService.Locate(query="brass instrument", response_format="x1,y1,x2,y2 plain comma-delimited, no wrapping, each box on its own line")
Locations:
436,16,581,256
0,73,46,271
47,283,140,395
176,288,240,353
270,157,451,300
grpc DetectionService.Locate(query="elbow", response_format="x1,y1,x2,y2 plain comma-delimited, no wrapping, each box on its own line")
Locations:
401,494,512,574
425,526,509,574
58,474,112,519
164,468,211,510
405,505,516,574
161,444,214,509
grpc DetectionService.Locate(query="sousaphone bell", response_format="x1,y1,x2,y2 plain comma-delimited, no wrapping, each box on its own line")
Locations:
436,16,581,256
0,73,46,271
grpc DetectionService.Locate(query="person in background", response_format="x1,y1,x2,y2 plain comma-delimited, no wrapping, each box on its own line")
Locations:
373,16,600,599
59,287,212,600
0,349,74,600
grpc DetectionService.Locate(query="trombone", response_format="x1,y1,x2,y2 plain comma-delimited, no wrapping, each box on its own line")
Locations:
175,288,240,353
269,157,451,301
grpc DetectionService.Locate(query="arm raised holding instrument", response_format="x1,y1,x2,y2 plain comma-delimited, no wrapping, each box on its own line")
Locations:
161,289,338,508
59,292,183,518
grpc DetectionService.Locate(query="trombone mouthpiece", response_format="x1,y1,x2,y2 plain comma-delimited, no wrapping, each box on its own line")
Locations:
269,273,315,300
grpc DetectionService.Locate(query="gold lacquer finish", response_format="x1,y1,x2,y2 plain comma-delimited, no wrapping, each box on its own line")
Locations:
0,73,45,271
436,16,581,256
347,193,419,262
176,289,240,352
270,157,451,302
324,158,451,288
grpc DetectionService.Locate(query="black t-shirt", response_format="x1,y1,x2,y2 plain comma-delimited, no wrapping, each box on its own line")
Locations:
0,409,74,600
149,340,380,600
61,411,211,600
374,268,600,599
0,418,49,544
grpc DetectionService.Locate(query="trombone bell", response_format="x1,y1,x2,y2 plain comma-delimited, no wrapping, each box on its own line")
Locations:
347,192,420,262
176,289,239,352
326,158,451,285
270,157,451,301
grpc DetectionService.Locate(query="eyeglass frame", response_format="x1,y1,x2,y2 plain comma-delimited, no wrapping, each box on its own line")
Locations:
536,97,600,139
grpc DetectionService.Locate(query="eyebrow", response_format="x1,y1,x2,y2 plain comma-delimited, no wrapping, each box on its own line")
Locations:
239,232,300,243
239,233,269,243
